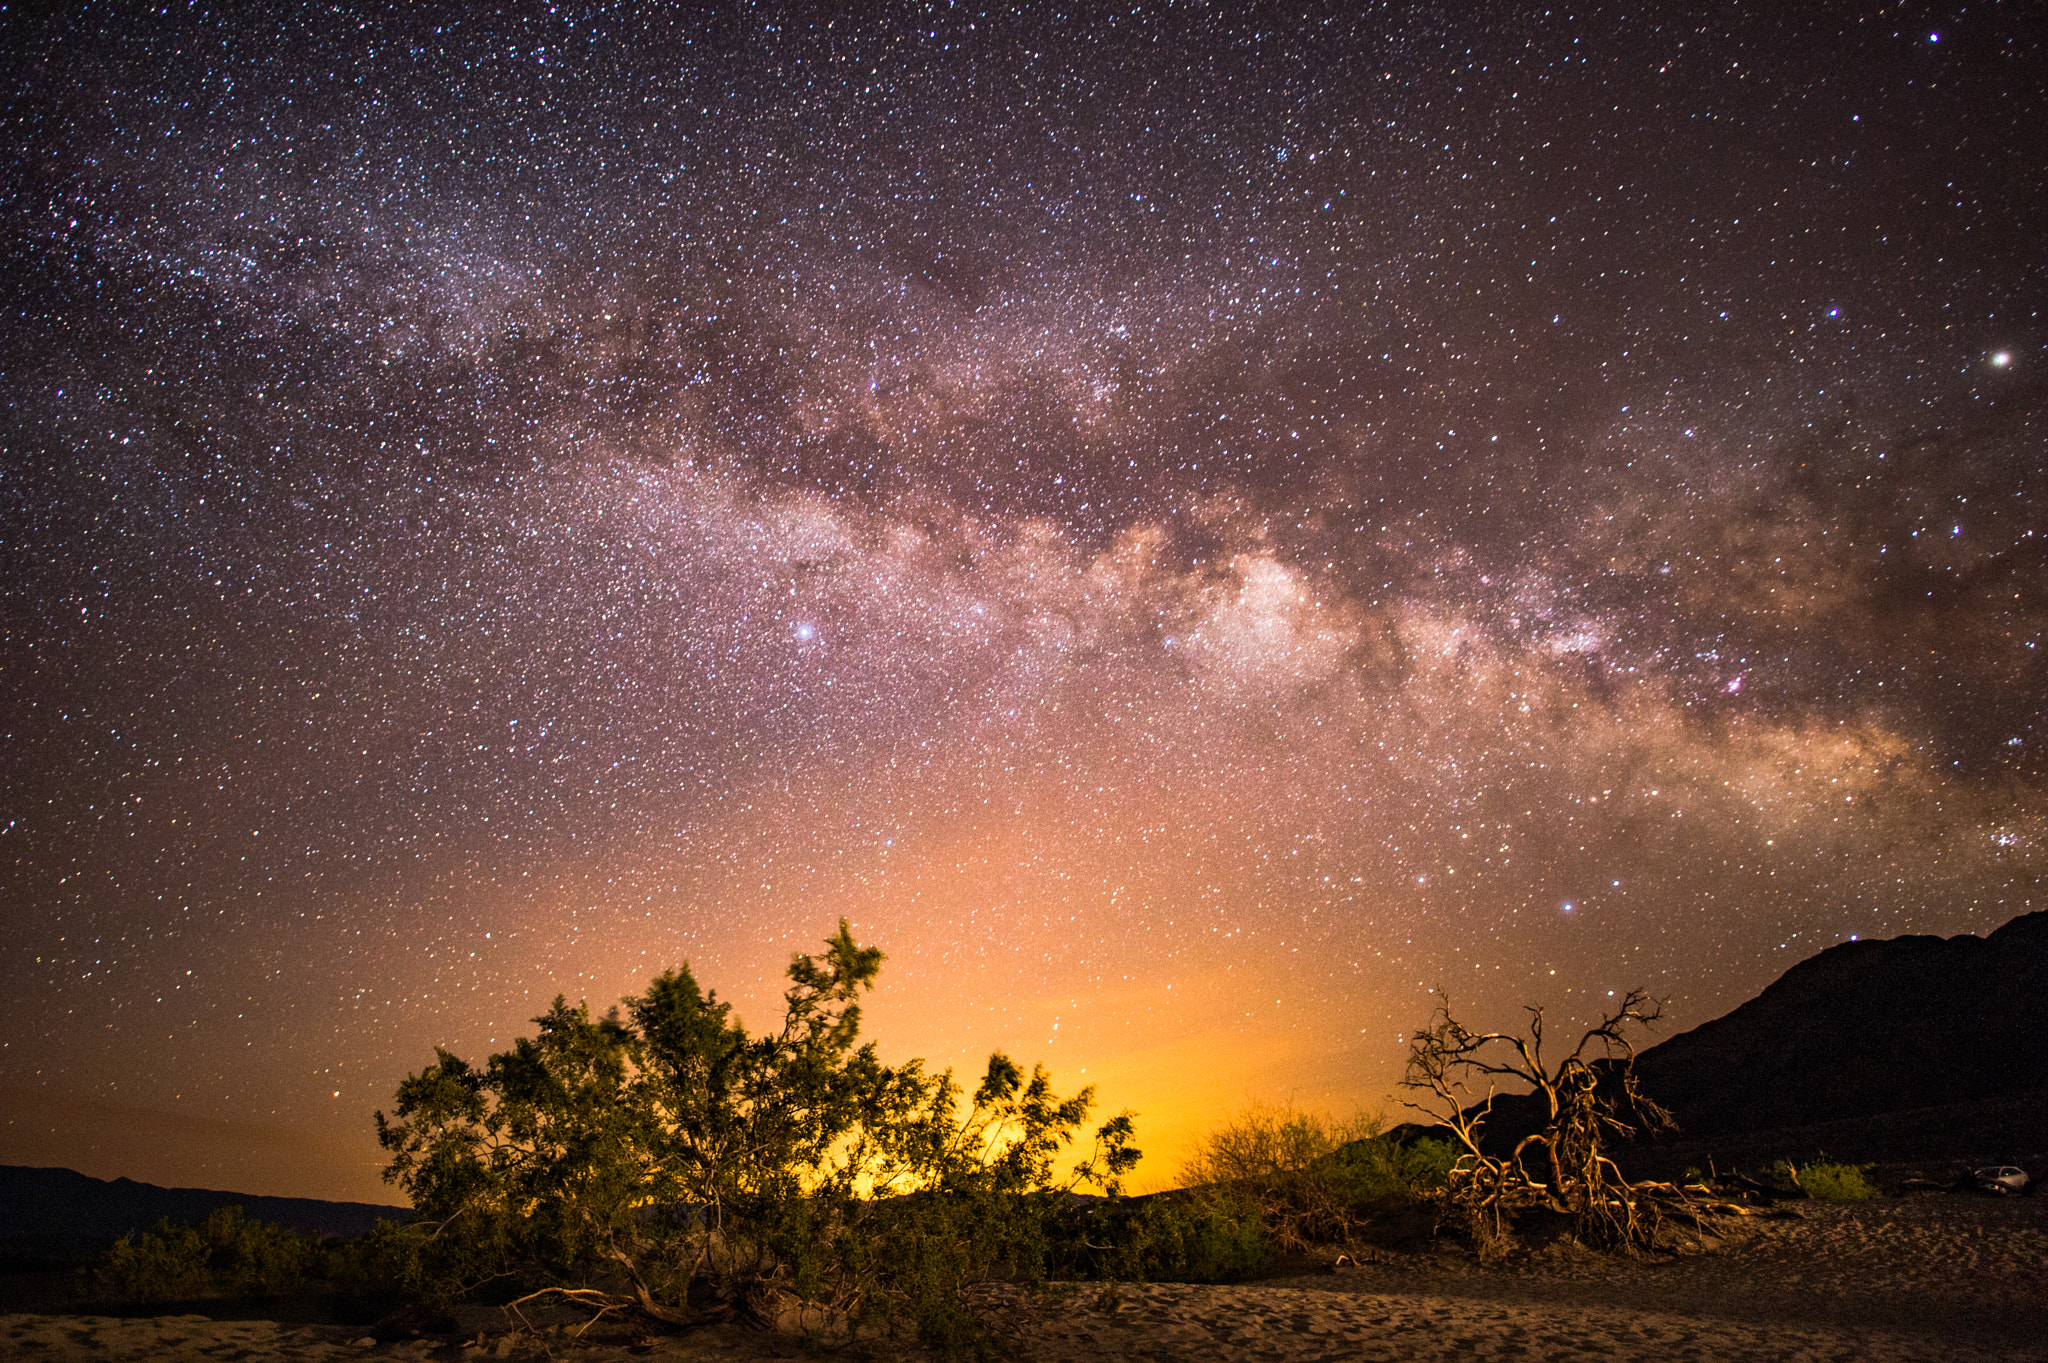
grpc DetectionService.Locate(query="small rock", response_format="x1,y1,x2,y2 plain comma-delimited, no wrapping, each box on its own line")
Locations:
352,1336,378,1348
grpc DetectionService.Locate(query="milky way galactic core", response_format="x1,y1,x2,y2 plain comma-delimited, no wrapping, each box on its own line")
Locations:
1,3,2041,1200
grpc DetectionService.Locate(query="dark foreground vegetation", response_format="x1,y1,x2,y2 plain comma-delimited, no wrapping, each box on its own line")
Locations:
63,1109,1466,1337
62,1127,2026,1349
41,920,2039,1352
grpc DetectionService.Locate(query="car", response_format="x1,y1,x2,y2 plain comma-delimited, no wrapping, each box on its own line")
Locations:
1971,1166,2031,1196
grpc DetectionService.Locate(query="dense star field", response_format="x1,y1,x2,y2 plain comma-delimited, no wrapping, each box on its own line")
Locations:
1,3,2042,1203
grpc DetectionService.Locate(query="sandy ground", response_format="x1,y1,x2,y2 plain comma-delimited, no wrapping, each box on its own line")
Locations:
5,1194,2043,1361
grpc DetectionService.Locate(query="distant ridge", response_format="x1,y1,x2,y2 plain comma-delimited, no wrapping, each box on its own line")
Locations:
1464,910,2048,1166
1633,909,2048,1137
0,1165,408,1245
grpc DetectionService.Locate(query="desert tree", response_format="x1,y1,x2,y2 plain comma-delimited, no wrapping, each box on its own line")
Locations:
1401,987,1674,1252
375,921,1138,1343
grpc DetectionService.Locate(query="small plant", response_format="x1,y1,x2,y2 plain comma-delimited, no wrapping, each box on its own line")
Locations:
91,1206,322,1302
1167,1103,1455,1262
1329,1131,1458,1200
323,1218,420,1298
1175,1102,1375,1253
1135,1193,1273,1281
1042,1105,1456,1286
1797,1161,1881,1201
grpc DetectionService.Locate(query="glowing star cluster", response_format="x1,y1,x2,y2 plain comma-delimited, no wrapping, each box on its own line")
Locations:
0,4,2041,1201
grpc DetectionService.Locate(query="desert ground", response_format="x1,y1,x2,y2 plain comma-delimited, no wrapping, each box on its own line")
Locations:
4,1193,2043,1361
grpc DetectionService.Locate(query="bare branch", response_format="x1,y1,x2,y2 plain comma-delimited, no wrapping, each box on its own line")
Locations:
1400,987,1675,1254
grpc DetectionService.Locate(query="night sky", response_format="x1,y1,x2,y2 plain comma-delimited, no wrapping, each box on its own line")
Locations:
2,2,2042,1205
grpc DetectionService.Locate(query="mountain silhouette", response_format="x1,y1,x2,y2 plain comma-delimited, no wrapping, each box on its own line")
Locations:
1458,911,2048,1167
1632,910,2048,1137
0,1165,406,1250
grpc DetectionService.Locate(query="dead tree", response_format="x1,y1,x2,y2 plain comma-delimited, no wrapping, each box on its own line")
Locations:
1402,988,1675,1252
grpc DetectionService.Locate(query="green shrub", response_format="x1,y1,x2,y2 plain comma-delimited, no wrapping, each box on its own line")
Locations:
1327,1132,1458,1200
1404,1137,1460,1190
1131,1194,1271,1281
1050,1192,1272,1284
1758,1157,1880,1200
1176,1102,1359,1252
92,1222,212,1302
92,1206,321,1302
1171,1104,1454,1260
1800,1162,1881,1200
322,1218,418,1298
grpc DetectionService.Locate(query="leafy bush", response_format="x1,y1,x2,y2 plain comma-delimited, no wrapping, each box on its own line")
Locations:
374,922,1137,1344
1326,1131,1458,1200
1041,1107,1458,1285
1128,1194,1272,1281
322,1217,422,1299
1166,1104,1453,1261
1046,1191,1271,1284
1794,1161,1881,1201
1175,1102,1363,1252
92,1206,321,1302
